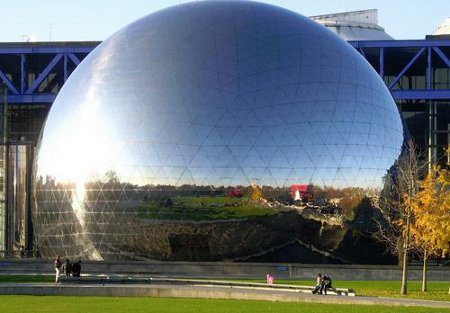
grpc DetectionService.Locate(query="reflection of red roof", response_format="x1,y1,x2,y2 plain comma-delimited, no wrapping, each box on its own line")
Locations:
227,189,243,197
290,184,313,201
291,184,311,192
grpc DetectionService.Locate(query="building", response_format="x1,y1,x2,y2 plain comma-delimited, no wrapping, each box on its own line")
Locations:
311,9,393,40
0,3,448,260
32,1,404,261
0,42,97,256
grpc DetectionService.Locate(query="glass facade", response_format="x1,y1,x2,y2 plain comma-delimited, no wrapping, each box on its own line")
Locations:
8,145,30,251
0,144,31,258
32,1,404,261
0,145,5,256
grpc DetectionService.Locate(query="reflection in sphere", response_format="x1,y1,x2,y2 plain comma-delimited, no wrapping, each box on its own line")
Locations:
33,1,404,261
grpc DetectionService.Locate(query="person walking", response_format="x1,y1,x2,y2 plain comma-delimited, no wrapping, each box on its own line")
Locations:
54,255,61,284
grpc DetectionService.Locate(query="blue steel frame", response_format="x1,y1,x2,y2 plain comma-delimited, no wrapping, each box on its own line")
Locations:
0,44,95,104
0,40,449,104
349,39,450,101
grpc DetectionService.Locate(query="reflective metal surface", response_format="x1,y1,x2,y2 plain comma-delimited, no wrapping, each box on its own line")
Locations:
32,1,404,261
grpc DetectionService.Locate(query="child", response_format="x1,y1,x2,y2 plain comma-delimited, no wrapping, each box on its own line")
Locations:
266,273,275,285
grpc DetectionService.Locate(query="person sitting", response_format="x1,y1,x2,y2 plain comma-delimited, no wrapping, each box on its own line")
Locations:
61,259,72,277
71,260,82,277
320,274,332,295
312,273,322,294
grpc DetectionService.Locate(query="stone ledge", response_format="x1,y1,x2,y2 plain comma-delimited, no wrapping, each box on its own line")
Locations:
61,276,356,296
1,260,449,282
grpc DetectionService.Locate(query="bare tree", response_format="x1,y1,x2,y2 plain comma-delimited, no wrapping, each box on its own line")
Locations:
376,139,423,295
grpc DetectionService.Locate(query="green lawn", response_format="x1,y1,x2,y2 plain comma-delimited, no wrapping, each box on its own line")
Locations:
338,280,450,301
0,296,448,313
271,279,450,302
199,278,449,302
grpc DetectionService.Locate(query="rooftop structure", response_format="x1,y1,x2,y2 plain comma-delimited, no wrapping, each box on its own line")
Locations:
429,17,450,39
310,9,393,40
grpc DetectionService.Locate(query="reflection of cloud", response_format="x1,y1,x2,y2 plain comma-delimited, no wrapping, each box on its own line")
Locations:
71,183,103,260
37,85,119,184
37,82,114,261
73,181,86,228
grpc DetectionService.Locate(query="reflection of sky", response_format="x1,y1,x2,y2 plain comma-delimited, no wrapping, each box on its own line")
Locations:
35,1,404,192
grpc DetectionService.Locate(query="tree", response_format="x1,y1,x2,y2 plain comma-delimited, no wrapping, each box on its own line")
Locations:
409,165,450,292
251,182,263,201
376,139,422,295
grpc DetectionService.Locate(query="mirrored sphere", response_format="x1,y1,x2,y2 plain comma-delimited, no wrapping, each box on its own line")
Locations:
33,1,404,261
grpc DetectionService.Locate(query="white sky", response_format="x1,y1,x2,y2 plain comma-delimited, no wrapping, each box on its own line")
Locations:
1,0,449,42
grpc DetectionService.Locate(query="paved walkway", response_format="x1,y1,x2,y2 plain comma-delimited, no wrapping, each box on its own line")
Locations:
0,282,449,309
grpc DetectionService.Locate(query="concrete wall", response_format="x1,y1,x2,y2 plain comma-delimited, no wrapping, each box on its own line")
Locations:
0,260,448,281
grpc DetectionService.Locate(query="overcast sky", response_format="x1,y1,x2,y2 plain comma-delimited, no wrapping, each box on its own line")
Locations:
1,0,449,42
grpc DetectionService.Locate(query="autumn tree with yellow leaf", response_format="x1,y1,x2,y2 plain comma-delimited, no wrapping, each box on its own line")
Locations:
409,165,450,292
251,182,263,201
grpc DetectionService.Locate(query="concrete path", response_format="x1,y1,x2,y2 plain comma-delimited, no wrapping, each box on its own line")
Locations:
0,282,449,309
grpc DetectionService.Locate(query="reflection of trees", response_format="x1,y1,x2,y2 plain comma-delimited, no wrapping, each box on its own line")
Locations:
251,182,263,201
34,170,394,261
38,171,385,223
34,175,82,259
312,186,379,220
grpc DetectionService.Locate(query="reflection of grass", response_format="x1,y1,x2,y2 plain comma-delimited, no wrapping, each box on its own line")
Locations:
177,196,243,206
135,196,279,221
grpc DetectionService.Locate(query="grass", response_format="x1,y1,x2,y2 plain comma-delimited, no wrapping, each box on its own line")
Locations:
0,296,448,313
0,275,53,283
177,196,243,206
201,278,450,302
135,195,279,220
272,279,450,302
337,280,450,301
